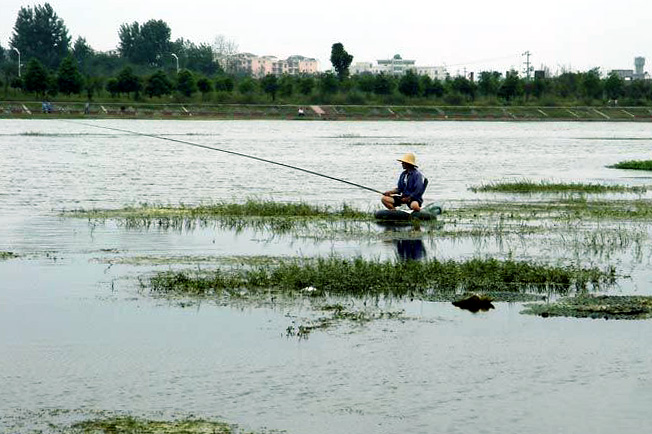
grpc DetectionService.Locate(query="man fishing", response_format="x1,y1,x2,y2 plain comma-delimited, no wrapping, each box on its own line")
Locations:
381,152,426,212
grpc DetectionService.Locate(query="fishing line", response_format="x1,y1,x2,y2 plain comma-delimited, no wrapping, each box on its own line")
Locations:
63,120,384,195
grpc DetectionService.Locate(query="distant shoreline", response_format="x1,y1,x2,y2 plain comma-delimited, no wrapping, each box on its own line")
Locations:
2,101,651,122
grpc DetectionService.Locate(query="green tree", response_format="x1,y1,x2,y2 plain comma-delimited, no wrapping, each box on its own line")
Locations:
555,72,580,99
398,70,422,97
330,42,353,80
581,68,603,100
176,69,197,97
57,55,83,95
23,58,49,95
374,73,395,95
237,77,256,94
261,74,280,100
423,77,444,98
197,76,213,98
298,76,315,95
355,74,376,94
215,75,234,92
319,72,339,94
145,70,173,97
604,72,625,100
116,66,142,97
478,71,501,96
278,75,294,98
498,71,523,101
450,76,476,100
118,19,172,66
106,78,119,97
72,37,94,75
10,3,71,70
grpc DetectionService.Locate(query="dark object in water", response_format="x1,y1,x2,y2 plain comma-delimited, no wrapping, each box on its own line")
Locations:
374,204,442,222
452,294,495,313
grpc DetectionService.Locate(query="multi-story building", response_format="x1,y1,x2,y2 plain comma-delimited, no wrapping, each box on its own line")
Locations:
230,53,319,77
351,54,448,80
610,57,649,81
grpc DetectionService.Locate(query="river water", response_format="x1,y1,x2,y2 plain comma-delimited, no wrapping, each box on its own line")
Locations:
1,119,652,433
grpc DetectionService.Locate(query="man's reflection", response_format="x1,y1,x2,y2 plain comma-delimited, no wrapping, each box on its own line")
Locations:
394,238,426,261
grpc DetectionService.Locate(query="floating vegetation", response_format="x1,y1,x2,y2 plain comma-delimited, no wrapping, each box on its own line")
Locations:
145,257,616,300
522,295,652,319
70,415,233,433
0,251,18,260
469,180,647,194
607,160,652,171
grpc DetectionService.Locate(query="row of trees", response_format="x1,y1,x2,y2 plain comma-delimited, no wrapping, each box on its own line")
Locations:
10,54,651,107
2,2,652,106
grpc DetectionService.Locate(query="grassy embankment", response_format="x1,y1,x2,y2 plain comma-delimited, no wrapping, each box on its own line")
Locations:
3,100,652,121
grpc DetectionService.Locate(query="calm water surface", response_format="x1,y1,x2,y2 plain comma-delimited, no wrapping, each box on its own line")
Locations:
1,119,652,433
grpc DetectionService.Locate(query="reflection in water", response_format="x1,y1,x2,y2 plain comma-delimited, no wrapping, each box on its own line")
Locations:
394,238,426,261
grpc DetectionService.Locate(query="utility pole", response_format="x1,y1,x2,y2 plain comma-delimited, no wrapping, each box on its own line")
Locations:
522,51,533,80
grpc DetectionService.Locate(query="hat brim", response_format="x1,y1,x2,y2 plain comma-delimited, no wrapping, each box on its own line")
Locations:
397,159,417,167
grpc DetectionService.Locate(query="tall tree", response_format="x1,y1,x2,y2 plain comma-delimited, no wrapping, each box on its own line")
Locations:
23,58,49,95
10,3,71,70
478,71,501,96
72,37,94,75
580,68,603,100
118,19,172,66
330,43,353,80
116,66,142,97
57,55,83,95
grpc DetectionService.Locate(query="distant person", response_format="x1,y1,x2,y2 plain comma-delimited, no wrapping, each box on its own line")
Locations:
84,101,90,114
298,107,305,117
381,152,426,212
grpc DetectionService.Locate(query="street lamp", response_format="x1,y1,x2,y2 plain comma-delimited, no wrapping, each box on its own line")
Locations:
171,53,179,73
12,47,21,77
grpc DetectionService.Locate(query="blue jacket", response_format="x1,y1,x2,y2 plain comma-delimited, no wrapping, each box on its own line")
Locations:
397,168,426,203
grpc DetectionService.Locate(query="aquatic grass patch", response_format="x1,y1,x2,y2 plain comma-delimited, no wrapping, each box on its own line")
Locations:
607,160,652,171
445,198,652,221
469,180,647,194
522,295,652,319
65,200,368,220
0,251,18,260
145,256,616,299
70,415,233,433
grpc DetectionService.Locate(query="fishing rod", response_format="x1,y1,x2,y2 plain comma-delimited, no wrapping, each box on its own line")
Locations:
66,120,384,195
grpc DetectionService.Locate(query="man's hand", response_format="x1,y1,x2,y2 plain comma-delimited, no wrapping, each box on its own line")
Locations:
401,196,411,204
384,191,394,196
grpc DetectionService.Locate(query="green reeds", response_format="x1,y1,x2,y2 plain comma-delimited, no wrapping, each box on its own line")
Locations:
608,160,652,171
146,256,616,299
522,295,652,319
469,180,647,194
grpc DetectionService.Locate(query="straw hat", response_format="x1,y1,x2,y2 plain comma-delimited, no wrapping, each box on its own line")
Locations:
397,152,418,167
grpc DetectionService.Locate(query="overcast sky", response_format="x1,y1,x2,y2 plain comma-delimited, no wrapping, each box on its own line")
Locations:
2,0,652,76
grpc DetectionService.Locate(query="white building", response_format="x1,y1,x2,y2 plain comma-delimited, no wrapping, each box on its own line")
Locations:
351,54,448,80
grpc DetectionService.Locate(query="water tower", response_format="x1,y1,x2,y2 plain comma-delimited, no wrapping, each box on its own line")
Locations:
635,57,645,75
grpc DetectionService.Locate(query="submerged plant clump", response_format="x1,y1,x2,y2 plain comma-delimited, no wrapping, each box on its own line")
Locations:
145,256,616,299
469,180,647,194
522,295,652,319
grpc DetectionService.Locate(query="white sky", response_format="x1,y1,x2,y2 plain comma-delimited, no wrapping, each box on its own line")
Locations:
2,0,652,76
